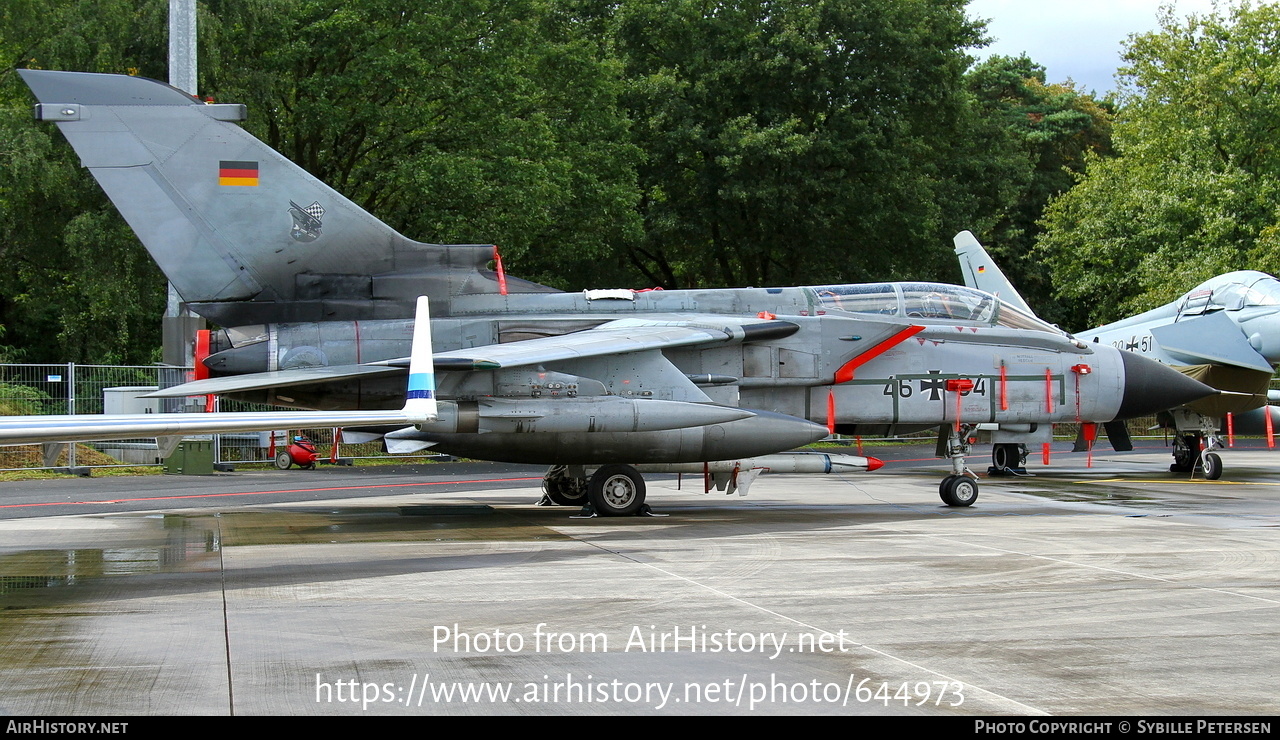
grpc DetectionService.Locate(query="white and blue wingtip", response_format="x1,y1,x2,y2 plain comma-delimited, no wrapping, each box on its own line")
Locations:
403,296,438,425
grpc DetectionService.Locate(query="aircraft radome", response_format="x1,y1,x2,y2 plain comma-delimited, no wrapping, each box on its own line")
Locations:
956,230,1280,480
17,70,1215,514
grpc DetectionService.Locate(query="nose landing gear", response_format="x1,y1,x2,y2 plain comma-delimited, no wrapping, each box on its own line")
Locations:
938,424,980,507
1171,432,1224,480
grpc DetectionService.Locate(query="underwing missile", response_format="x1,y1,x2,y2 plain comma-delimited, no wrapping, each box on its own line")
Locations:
636,452,883,474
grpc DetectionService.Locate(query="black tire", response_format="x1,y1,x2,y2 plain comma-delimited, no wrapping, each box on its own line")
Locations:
992,444,1018,470
1172,435,1201,474
274,450,292,470
544,485,588,506
1203,452,1223,481
939,475,957,500
302,462,317,470
543,468,589,506
940,475,978,507
588,464,646,516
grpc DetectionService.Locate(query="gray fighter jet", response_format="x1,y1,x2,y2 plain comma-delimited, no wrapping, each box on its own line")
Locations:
17,70,1215,513
955,230,1280,479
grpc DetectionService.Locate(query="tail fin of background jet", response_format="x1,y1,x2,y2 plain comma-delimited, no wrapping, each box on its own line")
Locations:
19,69,555,326
952,231,1036,317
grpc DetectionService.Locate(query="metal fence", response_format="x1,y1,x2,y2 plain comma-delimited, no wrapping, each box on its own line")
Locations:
0,363,402,473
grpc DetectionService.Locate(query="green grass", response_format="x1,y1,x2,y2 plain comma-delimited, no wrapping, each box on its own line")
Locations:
0,465,165,482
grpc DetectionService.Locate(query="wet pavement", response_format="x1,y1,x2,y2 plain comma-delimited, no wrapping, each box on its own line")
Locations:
1,444,1278,715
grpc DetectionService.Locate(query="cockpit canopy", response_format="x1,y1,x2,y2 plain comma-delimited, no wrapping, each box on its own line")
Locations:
1179,271,1280,316
809,282,1062,334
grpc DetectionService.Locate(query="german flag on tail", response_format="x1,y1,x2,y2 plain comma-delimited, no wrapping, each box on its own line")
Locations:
219,160,259,186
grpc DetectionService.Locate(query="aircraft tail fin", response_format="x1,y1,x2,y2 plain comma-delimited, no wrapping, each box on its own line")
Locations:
952,231,1037,317
19,69,553,324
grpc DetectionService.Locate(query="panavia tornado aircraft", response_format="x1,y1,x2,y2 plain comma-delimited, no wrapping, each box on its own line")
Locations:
955,230,1280,479
17,69,1215,513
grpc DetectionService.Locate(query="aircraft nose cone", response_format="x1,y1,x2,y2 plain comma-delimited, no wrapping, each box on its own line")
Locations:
1114,351,1217,419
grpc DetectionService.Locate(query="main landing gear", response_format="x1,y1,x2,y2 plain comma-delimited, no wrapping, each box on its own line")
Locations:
539,464,653,517
540,465,589,506
1170,432,1223,480
938,424,980,507
987,443,1029,477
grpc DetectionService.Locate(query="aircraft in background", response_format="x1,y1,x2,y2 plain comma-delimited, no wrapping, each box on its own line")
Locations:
955,230,1280,479
18,69,1215,513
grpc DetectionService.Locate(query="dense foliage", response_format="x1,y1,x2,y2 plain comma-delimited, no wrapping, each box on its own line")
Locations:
615,0,988,287
1039,2,1280,329
964,54,1114,328
0,0,1155,362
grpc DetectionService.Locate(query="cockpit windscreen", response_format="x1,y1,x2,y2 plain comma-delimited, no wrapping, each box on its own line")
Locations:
812,282,1061,334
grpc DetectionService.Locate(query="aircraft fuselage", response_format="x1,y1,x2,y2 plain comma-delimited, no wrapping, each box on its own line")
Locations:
200,282,1203,465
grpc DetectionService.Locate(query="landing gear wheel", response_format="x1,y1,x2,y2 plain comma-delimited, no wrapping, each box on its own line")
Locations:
542,466,589,506
939,475,978,507
587,464,646,516
274,450,292,470
545,483,588,506
994,443,1025,468
1171,433,1200,474
989,443,1027,476
1202,452,1223,481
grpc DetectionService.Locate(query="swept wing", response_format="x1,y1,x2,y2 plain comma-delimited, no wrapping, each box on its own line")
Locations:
0,298,439,444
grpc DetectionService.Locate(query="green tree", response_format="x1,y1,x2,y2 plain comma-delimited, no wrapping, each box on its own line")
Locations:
201,0,641,289
0,0,170,364
615,0,988,288
1,0,643,365
0,0,1110,369
1038,1,1280,328
963,54,1114,327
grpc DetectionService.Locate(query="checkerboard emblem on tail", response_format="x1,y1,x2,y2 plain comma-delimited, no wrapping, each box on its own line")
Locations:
288,200,325,242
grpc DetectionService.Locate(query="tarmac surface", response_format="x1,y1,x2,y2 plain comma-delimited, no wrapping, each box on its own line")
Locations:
1,441,1278,716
